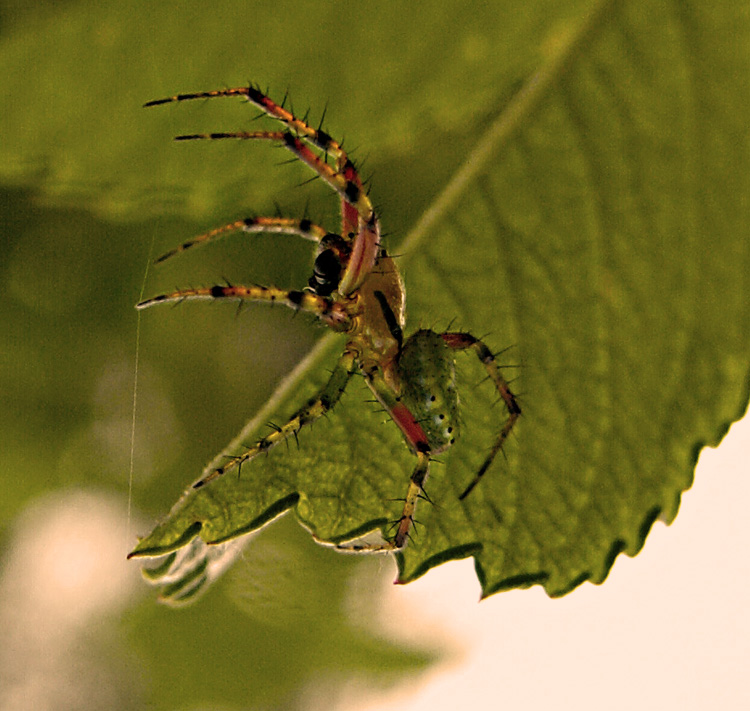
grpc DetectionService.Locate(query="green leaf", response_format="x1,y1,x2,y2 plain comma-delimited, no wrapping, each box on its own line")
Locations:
128,0,750,598
4,0,745,602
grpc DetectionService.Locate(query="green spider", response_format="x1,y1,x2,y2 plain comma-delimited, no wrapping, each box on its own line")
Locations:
138,85,521,551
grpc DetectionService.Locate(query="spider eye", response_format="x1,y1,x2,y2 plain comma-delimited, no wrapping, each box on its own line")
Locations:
308,248,342,296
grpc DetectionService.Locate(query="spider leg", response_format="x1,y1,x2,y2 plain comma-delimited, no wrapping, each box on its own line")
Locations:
332,451,429,553
193,347,358,488
440,333,522,499
176,129,381,295
176,131,374,222
148,85,380,293
136,284,352,331
230,86,369,246
155,217,329,263
151,80,380,294
333,365,432,552
146,86,349,162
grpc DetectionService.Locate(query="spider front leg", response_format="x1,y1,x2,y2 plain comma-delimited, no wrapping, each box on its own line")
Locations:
440,332,522,499
147,85,381,295
174,129,380,296
137,283,352,331
194,347,358,488
153,217,329,263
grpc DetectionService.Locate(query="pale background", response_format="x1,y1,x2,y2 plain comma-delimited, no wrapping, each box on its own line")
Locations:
340,410,750,711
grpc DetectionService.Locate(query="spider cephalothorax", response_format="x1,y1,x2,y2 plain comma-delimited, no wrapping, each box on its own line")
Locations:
139,85,521,551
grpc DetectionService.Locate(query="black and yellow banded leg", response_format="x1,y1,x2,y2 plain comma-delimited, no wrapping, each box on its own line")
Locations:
174,131,375,223
146,86,379,296
440,332,522,499
154,217,329,263
145,85,349,163
136,284,352,331
194,347,358,489
136,285,352,331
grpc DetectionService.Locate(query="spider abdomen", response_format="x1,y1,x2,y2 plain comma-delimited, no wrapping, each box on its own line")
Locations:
398,330,460,454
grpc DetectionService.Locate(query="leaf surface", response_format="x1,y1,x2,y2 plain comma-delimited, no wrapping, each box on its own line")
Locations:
128,0,750,598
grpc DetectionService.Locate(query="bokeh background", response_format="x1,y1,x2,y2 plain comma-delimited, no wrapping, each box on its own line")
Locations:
2,1,748,709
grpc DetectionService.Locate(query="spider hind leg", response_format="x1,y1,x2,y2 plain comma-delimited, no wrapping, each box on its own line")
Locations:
194,348,358,488
440,332,521,499
332,365,434,553
331,449,430,553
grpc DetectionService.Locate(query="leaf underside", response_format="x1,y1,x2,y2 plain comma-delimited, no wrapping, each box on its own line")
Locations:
126,0,750,600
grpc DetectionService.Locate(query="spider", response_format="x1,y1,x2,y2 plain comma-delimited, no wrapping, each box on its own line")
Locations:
138,85,521,552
